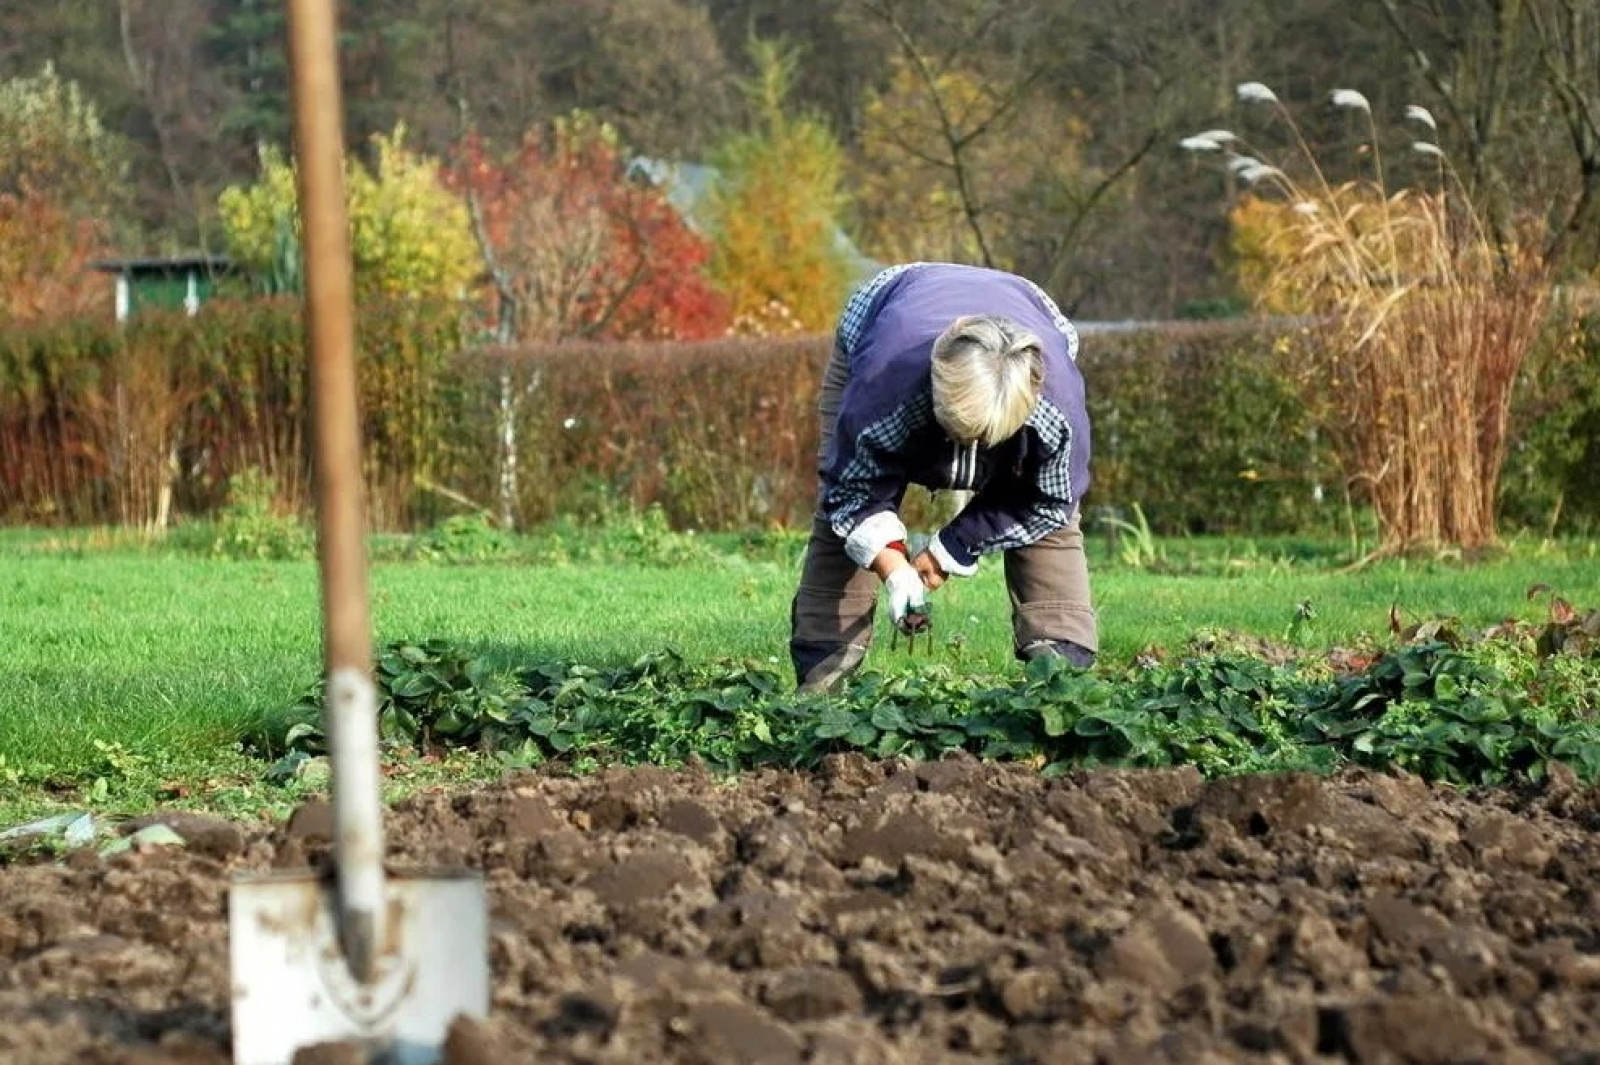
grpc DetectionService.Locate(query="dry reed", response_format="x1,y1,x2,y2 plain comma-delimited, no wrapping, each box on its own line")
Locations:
1186,85,1552,553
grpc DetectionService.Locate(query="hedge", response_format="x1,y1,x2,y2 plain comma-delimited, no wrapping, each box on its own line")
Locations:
1,300,1595,536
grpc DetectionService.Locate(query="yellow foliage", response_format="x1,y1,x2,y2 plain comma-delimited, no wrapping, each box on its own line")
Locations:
852,56,1090,268
1227,194,1304,314
216,148,300,281
1227,186,1476,316
854,62,993,263
217,126,478,302
705,40,855,332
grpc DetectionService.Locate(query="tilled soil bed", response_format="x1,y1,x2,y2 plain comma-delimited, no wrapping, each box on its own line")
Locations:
4,757,1600,1064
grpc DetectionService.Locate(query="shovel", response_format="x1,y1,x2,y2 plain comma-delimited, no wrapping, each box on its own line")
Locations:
228,3,488,1062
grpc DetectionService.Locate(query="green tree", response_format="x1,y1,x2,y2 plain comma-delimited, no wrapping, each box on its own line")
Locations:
704,39,855,333
206,0,290,154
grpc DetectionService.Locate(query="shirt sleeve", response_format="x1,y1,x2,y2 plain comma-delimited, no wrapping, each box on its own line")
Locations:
821,392,935,568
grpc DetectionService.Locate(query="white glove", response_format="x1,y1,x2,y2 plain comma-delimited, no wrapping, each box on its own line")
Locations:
883,565,928,632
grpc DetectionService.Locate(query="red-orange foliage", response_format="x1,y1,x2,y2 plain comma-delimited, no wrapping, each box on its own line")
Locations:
445,120,728,342
0,192,108,325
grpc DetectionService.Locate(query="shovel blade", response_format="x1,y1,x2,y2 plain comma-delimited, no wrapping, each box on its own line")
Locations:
229,868,489,1065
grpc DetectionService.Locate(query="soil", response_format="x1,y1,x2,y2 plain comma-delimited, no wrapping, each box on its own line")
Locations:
4,757,1600,1064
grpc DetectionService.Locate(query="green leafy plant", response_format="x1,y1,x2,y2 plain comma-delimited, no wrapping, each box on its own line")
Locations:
409,512,512,564
210,466,313,561
1101,503,1166,569
532,500,721,567
1285,600,1317,644
282,639,525,755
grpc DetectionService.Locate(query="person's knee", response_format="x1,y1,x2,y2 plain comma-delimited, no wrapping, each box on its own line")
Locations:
790,586,876,691
1011,600,1097,652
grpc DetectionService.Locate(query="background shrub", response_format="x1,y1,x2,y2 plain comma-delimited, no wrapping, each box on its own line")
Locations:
448,335,826,530
1498,308,1600,536
1078,321,1338,537
0,296,463,529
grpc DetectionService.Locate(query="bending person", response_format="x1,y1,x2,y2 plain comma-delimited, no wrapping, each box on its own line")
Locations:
790,261,1097,692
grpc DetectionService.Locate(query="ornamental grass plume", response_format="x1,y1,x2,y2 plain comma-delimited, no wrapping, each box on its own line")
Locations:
1183,82,1552,555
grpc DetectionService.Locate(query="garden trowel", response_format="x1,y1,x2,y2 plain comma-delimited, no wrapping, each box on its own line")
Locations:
229,3,487,1062
892,532,934,653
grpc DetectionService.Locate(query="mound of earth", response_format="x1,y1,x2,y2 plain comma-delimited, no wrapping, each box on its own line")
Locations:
3,757,1600,1064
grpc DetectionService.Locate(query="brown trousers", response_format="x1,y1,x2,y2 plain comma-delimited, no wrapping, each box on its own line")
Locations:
789,342,1098,688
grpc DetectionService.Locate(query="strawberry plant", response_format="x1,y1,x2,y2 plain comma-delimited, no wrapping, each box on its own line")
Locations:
270,596,1600,787
281,638,524,756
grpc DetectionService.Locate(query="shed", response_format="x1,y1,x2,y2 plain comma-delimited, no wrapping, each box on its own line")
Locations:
89,254,238,321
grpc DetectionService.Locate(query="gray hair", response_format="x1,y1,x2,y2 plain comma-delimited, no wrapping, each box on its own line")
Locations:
929,314,1045,446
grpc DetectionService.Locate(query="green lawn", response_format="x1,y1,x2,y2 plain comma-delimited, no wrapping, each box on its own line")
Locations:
1,526,1596,824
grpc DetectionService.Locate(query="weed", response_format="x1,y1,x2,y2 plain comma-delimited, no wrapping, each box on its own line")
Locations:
209,466,313,561
408,513,512,564
1285,600,1317,645
1101,503,1166,569
529,502,720,567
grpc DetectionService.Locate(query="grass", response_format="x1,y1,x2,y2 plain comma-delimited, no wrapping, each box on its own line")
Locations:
1,523,1596,826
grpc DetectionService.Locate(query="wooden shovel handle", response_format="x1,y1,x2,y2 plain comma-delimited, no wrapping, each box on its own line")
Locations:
286,0,384,983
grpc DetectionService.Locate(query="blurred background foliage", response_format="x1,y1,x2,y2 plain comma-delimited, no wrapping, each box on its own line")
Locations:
1,0,1599,543
6,0,1600,317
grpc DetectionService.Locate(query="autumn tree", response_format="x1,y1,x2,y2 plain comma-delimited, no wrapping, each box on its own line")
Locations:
0,63,128,221
846,0,1181,312
848,2,1042,269
0,64,122,324
704,39,856,333
853,55,1098,271
5,0,1537,318
217,126,479,302
445,114,728,343
0,194,107,325
445,114,729,527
